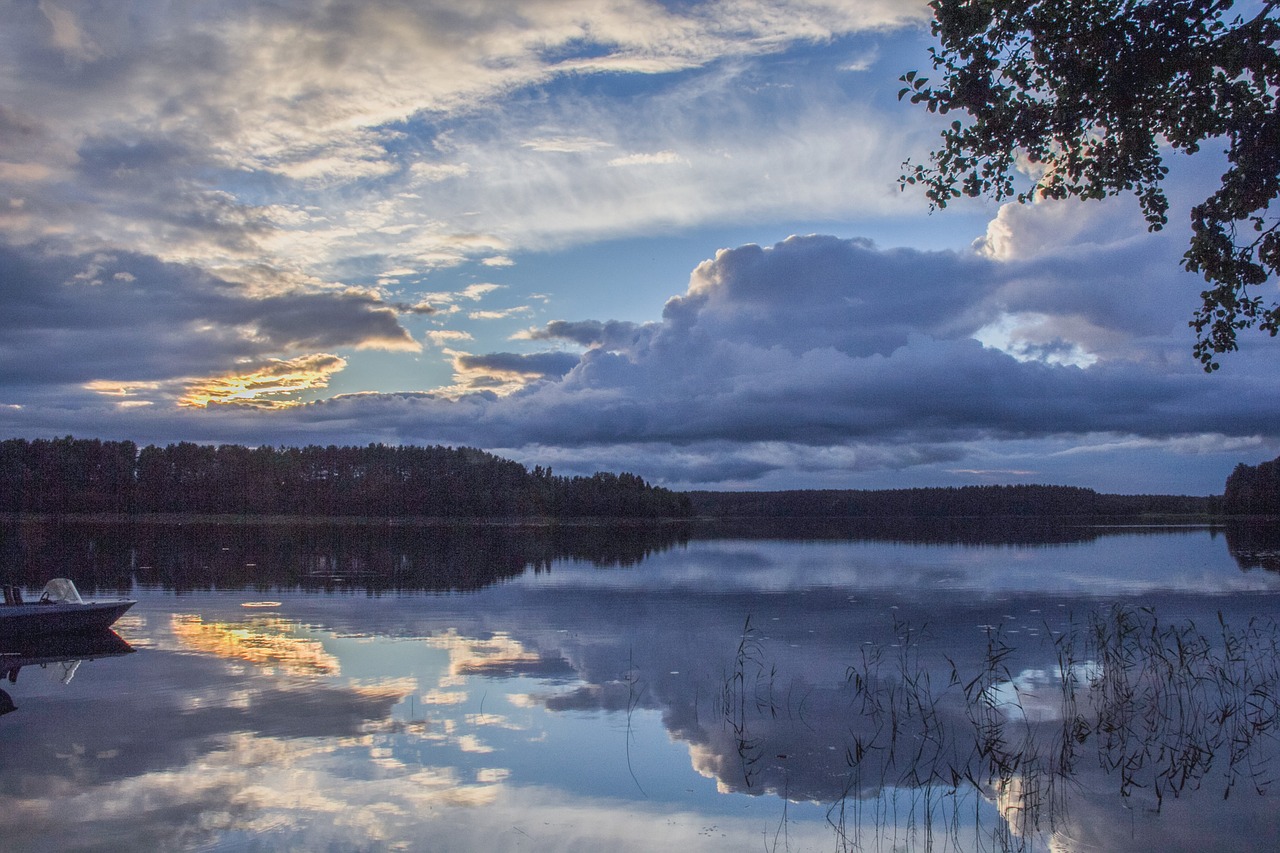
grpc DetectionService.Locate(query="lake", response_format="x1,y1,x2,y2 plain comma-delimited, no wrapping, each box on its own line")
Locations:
1,518,1279,852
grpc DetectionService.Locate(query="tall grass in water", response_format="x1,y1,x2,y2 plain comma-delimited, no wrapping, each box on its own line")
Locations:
1081,606,1280,805
722,606,1280,852
720,616,779,789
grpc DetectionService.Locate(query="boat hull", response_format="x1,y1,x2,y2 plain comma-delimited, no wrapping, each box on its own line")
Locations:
0,600,135,640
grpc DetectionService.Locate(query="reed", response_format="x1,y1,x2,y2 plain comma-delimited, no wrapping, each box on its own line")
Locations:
718,604,1280,852
720,616,778,788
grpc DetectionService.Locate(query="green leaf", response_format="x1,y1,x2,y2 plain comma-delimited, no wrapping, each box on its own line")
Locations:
897,0,1280,366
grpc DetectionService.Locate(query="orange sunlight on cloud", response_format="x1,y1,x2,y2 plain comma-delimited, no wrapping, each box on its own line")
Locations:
180,353,348,409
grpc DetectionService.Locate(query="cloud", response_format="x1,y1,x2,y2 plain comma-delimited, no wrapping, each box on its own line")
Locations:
426,330,475,347
435,349,582,397
522,136,612,154
317,231,1280,481
180,353,348,409
607,151,690,168
6,221,1279,491
404,79,924,256
409,162,472,183
420,284,505,310
0,241,415,405
455,351,580,380
519,319,649,350
0,0,936,300
840,46,880,72
468,307,532,321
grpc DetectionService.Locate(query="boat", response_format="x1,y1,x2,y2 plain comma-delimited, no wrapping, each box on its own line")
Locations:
0,628,134,683
0,579,135,640
0,628,135,715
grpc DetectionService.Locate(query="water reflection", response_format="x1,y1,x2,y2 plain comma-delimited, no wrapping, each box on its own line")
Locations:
1,517,1268,597
1225,521,1280,572
0,629,133,711
0,518,692,594
700,607,1280,850
170,614,342,676
0,524,1278,850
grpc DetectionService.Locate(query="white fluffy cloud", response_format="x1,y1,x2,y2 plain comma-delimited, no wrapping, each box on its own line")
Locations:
0,0,930,285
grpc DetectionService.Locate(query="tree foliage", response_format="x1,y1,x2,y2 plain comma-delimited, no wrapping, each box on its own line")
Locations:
0,437,691,519
688,484,1217,518
900,0,1280,369
1224,455,1280,513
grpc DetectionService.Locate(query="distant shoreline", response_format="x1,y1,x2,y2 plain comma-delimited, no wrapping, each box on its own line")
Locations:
7,437,1267,521
0,512,696,527
2,510,1254,526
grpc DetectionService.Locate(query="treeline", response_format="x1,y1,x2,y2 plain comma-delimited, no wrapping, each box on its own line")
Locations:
688,484,1219,518
6,436,1260,522
1224,456,1280,515
0,437,691,519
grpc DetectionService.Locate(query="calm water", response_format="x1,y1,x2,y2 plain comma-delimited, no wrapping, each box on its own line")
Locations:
2,520,1280,851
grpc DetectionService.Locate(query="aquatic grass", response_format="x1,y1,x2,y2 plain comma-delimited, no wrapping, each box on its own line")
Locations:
720,616,779,789
1079,606,1280,807
720,604,1280,852
624,647,648,798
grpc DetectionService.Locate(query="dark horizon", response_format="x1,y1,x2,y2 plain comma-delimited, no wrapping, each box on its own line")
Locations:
2,435,1256,516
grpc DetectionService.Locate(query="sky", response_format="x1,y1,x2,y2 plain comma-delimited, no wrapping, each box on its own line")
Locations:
1,0,1277,495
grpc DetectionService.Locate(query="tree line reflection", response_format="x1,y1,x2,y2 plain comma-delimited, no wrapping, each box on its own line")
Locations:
0,520,693,594
1,518,1276,595
1224,521,1280,572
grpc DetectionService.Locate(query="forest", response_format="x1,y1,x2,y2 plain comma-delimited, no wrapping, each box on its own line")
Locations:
2,436,1267,521
687,484,1221,519
1224,456,1280,516
0,437,691,519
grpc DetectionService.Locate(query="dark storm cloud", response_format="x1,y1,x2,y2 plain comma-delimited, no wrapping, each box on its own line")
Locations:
3,231,1278,490
466,235,1277,446
0,105,44,146
63,131,279,256
455,350,581,379
526,319,648,350
660,236,996,358
76,134,199,186
237,294,416,352
0,241,415,393
363,231,1276,488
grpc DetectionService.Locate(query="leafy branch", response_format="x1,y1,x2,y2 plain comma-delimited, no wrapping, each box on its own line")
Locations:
900,0,1280,370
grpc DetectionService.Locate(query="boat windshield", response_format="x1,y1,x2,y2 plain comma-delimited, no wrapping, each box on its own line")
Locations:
40,578,83,604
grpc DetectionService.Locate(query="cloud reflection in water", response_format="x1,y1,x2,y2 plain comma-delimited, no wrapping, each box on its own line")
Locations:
1,528,1280,850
